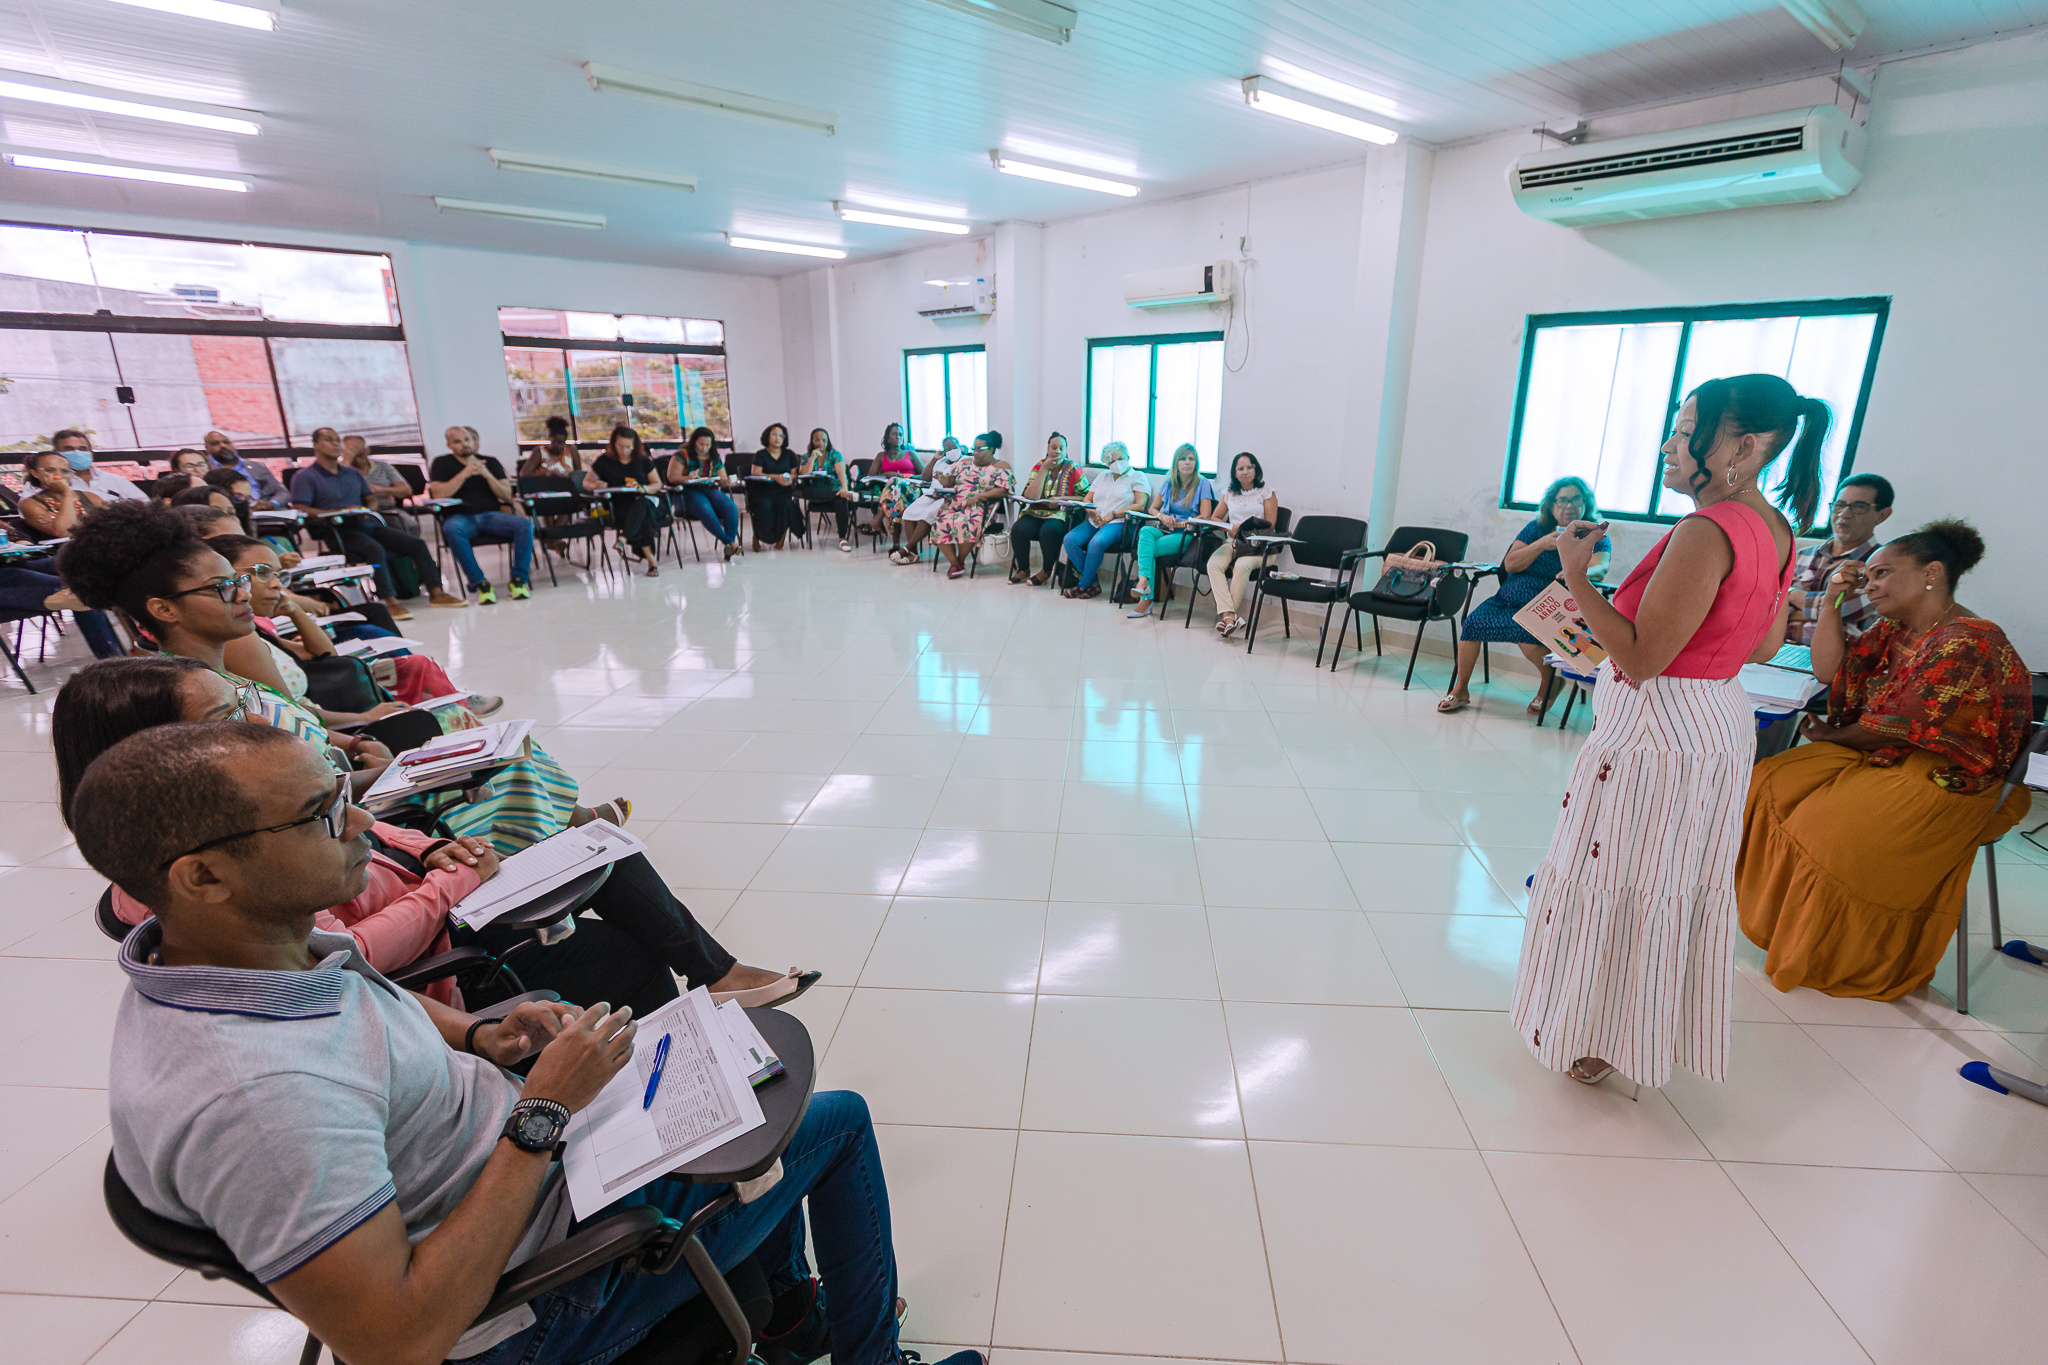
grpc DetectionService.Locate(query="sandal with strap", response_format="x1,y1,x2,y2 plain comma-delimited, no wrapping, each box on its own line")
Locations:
1437,693,1471,714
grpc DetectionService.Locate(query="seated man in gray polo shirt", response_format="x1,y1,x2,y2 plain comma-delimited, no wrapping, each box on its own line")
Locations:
82,722,979,1365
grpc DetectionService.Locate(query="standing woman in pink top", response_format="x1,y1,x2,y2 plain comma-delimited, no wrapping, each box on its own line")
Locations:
1512,374,1826,1089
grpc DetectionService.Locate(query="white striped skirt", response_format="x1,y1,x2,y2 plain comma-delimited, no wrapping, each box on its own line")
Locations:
1510,661,1755,1087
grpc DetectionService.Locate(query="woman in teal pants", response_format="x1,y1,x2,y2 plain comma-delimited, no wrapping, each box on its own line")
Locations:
1128,444,1217,619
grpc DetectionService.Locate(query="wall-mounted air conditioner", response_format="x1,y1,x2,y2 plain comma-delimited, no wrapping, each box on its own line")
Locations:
1123,260,1232,309
914,277,993,317
1508,105,1865,227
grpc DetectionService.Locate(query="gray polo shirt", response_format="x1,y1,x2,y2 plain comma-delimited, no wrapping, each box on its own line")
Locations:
110,922,569,1356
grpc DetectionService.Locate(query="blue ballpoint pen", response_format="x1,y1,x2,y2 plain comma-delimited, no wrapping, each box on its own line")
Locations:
641,1033,672,1110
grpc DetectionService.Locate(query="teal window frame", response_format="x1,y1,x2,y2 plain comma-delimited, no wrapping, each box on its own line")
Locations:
1083,330,1226,473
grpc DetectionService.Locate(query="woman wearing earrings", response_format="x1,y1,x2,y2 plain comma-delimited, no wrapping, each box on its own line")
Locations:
1512,374,1821,1091
1736,520,2031,1001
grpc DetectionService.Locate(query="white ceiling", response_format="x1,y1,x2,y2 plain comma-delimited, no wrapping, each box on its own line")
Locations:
0,0,2041,274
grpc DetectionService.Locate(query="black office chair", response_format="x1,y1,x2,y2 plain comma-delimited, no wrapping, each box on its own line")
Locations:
1241,515,1369,664
1958,721,2048,1015
0,606,55,692
518,475,612,584
1329,526,1474,689
395,463,427,499
104,1007,813,1365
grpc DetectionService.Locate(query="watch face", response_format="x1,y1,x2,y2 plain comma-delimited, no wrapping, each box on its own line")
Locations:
513,1109,564,1147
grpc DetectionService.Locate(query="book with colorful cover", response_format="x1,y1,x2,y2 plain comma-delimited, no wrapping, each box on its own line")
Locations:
1511,581,1607,667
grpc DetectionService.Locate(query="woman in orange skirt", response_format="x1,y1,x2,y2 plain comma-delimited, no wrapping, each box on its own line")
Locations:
1737,520,2032,1000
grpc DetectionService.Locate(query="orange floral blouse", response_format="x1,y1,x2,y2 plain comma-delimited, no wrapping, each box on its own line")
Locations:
1830,615,2032,794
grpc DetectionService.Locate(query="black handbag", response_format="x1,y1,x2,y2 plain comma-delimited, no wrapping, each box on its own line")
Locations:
1370,539,1445,603
1229,516,1273,555
299,652,388,712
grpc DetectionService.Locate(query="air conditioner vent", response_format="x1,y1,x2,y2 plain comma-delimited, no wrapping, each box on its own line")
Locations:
1516,126,1807,190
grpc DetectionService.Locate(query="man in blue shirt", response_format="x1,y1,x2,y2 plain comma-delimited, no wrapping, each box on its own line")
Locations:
289,426,465,616
85,721,983,1365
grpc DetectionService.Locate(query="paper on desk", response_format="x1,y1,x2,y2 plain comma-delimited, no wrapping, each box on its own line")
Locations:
716,1000,784,1087
291,554,346,572
316,612,368,626
1737,663,1825,710
2028,753,2048,792
361,720,531,805
336,636,411,658
415,691,471,711
562,987,766,1220
448,818,644,929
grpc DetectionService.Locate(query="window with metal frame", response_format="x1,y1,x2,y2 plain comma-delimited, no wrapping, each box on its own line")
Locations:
0,220,424,457
1502,297,1888,529
902,344,986,452
1084,331,1224,473
498,308,730,446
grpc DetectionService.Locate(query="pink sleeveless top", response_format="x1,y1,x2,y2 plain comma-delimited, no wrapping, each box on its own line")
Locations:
1610,501,1792,680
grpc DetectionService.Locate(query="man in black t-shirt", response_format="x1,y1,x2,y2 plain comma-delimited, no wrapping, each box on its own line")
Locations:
428,425,534,603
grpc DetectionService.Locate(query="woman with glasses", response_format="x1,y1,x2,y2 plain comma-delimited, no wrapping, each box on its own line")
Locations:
57,656,819,1015
1437,476,1610,716
56,501,619,853
209,534,501,716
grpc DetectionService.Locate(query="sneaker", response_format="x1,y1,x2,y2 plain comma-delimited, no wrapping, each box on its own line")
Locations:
900,1353,984,1365
474,583,496,605
427,589,468,609
756,1278,828,1365
382,599,415,622
466,694,504,718
839,539,852,552
508,579,531,600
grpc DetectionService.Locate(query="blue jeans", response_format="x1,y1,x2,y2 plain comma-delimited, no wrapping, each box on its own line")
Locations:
1061,520,1126,589
444,511,533,588
682,487,740,545
0,564,121,658
465,1090,903,1365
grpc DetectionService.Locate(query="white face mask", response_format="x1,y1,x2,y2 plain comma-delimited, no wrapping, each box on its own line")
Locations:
1109,457,1130,475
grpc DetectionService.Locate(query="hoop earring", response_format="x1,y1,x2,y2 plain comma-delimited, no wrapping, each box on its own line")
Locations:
1725,466,1738,487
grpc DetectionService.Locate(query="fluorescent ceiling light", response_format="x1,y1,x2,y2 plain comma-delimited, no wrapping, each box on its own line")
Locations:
835,202,970,234
989,151,1137,196
1779,0,1867,51
583,62,836,136
922,0,1075,44
1241,77,1397,145
102,0,277,30
1258,58,1404,122
433,196,605,228
726,234,846,259
487,148,695,192
3,150,248,190
0,71,261,135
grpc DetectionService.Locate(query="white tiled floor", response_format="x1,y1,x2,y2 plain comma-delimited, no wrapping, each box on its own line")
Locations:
6,542,2048,1363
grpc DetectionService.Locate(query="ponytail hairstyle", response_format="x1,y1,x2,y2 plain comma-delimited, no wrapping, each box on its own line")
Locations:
1683,375,1830,530
1882,518,1986,593
976,430,1003,453
52,655,215,825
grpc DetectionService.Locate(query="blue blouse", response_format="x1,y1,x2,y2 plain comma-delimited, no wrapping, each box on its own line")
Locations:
1156,476,1215,519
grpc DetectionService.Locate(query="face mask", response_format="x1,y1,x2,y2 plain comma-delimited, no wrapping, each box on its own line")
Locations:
1109,457,1130,475
63,450,93,471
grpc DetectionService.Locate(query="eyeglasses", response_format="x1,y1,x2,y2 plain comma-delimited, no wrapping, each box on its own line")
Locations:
245,563,280,583
160,572,252,605
159,774,352,870
1830,500,1876,515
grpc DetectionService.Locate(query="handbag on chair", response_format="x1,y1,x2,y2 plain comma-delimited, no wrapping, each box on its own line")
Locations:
1370,539,1444,603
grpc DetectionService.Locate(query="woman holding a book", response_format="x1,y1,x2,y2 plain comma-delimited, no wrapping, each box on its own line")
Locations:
1437,476,1609,714
1511,375,1816,1090
1735,519,2031,1000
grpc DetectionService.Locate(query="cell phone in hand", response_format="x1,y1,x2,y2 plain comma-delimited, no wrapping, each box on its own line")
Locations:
1571,521,1610,540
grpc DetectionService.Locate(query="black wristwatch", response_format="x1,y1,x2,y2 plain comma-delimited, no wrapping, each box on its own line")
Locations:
501,1098,571,1157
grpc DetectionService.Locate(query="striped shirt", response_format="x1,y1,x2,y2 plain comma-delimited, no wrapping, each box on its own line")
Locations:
1786,537,1880,645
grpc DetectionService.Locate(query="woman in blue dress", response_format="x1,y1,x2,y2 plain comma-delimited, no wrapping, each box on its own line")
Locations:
1437,476,1610,715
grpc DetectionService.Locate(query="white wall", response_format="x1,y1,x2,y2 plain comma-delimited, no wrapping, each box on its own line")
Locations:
1398,33,2048,657
0,202,788,459
777,164,1384,509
